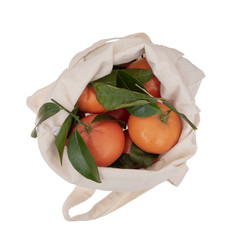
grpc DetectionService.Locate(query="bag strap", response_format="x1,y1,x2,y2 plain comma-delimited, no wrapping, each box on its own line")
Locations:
62,163,188,221
62,186,148,221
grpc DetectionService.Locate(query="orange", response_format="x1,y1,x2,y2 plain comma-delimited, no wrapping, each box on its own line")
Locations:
71,114,125,167
128,102,182,154
77,86,107,113
106,108,130,123
122,130,159,167
127,58,161,98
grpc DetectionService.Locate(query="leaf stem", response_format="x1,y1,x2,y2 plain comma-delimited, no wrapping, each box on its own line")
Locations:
51,99,88,129
135,83,154,98
160,110,171,123
160,98,197,130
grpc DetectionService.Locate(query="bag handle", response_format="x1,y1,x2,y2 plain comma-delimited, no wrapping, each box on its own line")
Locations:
62,163,188,221
69,32,151,68
62,186,148,221
62,186,96,221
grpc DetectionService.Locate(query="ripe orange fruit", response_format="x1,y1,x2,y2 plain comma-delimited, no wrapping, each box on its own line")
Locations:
71,114,125,167
127,58,161,98
128,102,182,154
77,86,107,113
122,130,159,167
106,108,130,123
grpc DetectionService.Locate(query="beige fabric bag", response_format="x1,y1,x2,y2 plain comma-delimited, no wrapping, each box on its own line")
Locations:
27,33,204,221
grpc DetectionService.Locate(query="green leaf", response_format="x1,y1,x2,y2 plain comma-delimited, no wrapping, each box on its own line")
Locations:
31,128,38,138
55,103,79,165
130,143,159,168
90,70,118,87
67,131,101,183
55,115,73,165
116,71,159,118
109,153,139,169
31,102,61,138
161,99,197,130
116,71,147,93
92,113,126,128
126,102,163,117
90,69,153,87
89,68,154,106
121,69,153,85
93,82,158,110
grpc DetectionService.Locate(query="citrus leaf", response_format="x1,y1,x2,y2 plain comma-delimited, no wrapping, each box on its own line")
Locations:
90,70,118,86
55,115,73,165
55,103,81,164
130,143,159,168
109,153,139,169
67,130,101,183
161,99,197,130
93,82,158,110
90,69,153,87
31,102,61,138
31,128,38,138
116,70,161,117
116,71,147,93
121,69,153,85
126,102,163,117
92,113,126,128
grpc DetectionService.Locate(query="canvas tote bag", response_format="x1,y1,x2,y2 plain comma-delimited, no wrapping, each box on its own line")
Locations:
27,33,204,221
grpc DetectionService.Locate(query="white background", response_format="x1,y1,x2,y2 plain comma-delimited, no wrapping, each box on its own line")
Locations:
1,0,237,239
